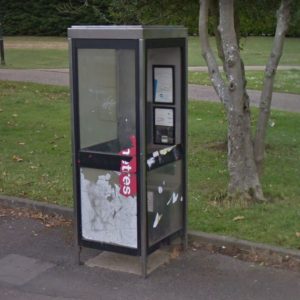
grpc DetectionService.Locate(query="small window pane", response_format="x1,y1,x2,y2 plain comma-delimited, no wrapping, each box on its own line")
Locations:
78,48,136,153
147,161,183,246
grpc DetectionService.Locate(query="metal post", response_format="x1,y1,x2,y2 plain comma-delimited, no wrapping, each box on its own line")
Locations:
0,23,5,65
139,38,148,278
182,38,188,251
69,37,82,266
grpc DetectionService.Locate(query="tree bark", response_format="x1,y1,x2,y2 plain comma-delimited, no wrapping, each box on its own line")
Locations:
219,0,264,201
199,0,264,202
254,0,292,175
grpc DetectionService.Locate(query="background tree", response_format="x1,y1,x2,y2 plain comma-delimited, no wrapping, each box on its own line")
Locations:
199,0,293,204
1,0,299,36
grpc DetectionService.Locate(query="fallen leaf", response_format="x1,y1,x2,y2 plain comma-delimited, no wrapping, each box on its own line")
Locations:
12,155,23,162
0,108,3,112
12,113,18,118
233,216,245,222
296,232,300,238
18,142,25,145
269,119,275,127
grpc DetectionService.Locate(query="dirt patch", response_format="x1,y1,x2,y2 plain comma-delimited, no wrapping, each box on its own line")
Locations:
204,141,227,152
0,205,72,228
191,240,300,272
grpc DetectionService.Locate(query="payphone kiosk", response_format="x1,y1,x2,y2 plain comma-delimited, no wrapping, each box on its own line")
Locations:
68,26,187,276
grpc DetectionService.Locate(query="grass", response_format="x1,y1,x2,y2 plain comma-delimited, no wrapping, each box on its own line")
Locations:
189,36,300,66
3,49,69,69
0,81,72,206
0,81,300,249
189,69,300,94
1,36,299,69
1,36,68,69
188,101,300,249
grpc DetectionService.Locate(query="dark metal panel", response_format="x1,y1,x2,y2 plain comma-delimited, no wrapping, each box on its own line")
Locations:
78,151,132,171
181,38,188,249
147,229,183,255
69,38,81,263
145,38,187,249
138,38,148,276
79,239,139,256
70,39,83,249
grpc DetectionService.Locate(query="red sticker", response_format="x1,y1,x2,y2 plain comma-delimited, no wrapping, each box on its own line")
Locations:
119,135,137,197
119,173,137,197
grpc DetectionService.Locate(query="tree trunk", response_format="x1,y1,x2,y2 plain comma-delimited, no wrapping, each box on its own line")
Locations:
219,0,264,202
199,0,264,202
254,0,292,175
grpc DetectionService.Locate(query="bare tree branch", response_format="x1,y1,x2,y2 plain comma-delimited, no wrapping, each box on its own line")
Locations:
209,0,226,68
254,0,292,174
209,0,251,114
199,0,229,109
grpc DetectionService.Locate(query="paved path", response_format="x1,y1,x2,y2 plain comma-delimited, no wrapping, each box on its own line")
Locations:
189,84,300,112
0,211,300,300
189,65,300,72
0,68,299,112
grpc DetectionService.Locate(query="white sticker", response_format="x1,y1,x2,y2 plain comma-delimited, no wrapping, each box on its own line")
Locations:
153,212,163,228
147,191,154,212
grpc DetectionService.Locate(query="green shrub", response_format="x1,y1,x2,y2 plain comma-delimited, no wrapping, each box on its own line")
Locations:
0,0,299,37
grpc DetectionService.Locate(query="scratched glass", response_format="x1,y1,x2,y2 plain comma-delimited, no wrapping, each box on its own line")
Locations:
146,160,183,246
78,49,136,153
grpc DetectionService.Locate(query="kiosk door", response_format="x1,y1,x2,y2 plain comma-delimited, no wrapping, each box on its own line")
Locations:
145,41,187,249
72,39,140,254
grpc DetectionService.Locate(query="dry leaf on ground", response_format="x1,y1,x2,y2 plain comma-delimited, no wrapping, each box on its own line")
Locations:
233,216,245,222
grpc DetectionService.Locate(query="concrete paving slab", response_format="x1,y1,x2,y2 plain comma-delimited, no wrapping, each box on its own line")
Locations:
0,254,54,286
1,213,300,300
85,250,170,275
1,287,74,300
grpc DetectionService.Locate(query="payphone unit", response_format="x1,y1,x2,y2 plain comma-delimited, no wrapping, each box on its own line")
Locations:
68,26,187,276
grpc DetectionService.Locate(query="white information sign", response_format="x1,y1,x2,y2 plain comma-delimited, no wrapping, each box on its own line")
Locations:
154,108,174,127
153,66,174,103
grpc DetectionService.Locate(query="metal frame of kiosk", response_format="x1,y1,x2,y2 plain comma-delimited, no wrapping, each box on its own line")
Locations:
68,26,188,277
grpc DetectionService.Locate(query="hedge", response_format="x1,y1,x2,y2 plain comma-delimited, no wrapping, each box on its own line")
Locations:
0,0,299,37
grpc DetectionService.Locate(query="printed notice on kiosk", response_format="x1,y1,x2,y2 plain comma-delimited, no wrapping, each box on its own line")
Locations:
155,108,174,127
153,66,174,103
154,108,175,145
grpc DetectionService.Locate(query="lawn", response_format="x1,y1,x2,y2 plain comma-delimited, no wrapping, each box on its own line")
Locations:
189,69,300,94
0,81,299,249
3,49,69,69
0,82,72,206
1,36,299,69
1,36,68,69
188,36,300,66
